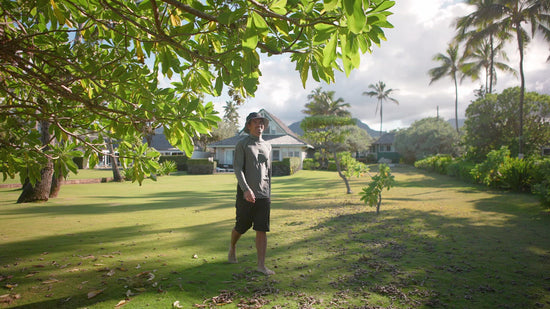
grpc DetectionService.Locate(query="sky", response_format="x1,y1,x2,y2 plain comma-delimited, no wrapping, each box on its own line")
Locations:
210,0,550,132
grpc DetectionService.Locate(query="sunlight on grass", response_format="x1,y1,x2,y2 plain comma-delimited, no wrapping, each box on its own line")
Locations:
1,167,549,308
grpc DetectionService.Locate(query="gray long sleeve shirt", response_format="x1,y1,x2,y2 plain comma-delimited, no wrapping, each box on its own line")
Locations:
233,134,272,198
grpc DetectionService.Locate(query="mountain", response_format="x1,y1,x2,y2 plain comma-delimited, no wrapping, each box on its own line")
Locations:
288,118,383,138
447,118,465,129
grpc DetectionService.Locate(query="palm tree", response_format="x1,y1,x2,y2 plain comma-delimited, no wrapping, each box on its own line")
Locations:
455,0,514,94
223,100,239,126
303,87,351,117
461,39,516,94
428,43,463,133
456,0,550,155
362,81,399,134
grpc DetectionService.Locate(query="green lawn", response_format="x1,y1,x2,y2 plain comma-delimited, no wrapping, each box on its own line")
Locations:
1,167,549,308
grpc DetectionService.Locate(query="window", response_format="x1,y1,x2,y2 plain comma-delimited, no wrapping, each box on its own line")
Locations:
272,149,280,161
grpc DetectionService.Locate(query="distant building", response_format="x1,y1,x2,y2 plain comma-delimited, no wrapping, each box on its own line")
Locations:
371,132,400,163
208,109,313,168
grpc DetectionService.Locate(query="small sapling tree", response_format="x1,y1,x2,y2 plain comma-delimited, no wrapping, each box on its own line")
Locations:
360,164,396,214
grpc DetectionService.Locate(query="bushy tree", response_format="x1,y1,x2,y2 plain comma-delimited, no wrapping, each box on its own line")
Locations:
301,115,357,194
0,0,395,202
394,117,459,164
463,87,550,161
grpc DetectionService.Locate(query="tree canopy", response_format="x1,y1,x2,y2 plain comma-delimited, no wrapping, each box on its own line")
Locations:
394,117,459,164
463,87,550,161
0,0,395,193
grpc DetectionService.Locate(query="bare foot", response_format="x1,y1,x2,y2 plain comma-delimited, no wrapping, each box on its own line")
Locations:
257,266,275,275
228,248,238,264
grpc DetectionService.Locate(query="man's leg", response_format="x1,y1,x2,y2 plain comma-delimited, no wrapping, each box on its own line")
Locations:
228,228,241,263
256,231,274,275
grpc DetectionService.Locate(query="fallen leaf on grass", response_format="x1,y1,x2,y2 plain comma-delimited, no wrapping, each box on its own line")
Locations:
0,293,21,304
115,299,130,307
42,279,60,284
4,284,18,290
87,289,103,299
173,300,183,308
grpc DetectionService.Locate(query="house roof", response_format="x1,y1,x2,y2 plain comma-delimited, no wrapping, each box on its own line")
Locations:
372,132,395,145
148,127,181,152
208,109,313,148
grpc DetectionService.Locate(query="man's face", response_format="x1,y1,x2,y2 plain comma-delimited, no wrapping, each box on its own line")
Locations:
247,118,265,137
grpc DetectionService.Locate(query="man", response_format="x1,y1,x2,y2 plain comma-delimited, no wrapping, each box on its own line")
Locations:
228,112,275,275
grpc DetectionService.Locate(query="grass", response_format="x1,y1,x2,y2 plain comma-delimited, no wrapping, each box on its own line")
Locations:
1,167,549,308
1,169,115,185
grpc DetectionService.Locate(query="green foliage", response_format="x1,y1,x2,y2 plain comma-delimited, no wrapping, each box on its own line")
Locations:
338,152,369,179
302,158,320,170
395,117,459,164
446,158,477,183
118,141,161,185
530,158,550,207
463,87,550,160
273,157,302,176
360,164,395,214
415,151,549,205
1,0,395,193
471,146,511,188
159,155,188,171
360,164,395,212
158,160,177,176
414,154,453,174
187,159,216,175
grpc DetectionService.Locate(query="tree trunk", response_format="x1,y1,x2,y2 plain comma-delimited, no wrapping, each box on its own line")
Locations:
515,23,525,158
376,193,381,215
333,151,352,194
17,120,53,203
17,160,54,203
108,138,123,182
49,172,64,198
453,72,459,133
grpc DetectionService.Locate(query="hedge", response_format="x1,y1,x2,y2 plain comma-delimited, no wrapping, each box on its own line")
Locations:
272,157,301,176
159,155,188,171
415,151,550,207
187,159,216,175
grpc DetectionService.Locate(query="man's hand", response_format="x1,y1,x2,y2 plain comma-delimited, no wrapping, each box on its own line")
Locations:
244,189,256,203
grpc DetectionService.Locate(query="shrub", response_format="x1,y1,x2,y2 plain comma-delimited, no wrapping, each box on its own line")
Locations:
273,157,302,176
500,157,532,192
159,155,188,171
471,147,510,188
302,158,319,170
187,159,216,174
158,160,177,176
530,158,550,207
446,159,476,183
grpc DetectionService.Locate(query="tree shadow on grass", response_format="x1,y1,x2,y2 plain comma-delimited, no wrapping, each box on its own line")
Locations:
263,198,550,308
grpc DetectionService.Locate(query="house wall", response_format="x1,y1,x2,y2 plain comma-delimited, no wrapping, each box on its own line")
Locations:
216,146,307,167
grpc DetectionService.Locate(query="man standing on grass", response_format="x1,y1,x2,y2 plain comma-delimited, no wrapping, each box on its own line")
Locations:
228,112,275,275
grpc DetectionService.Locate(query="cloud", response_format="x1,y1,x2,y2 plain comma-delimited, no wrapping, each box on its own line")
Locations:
210,0,550,132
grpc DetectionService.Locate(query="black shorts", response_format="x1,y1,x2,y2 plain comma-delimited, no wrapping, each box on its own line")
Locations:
234,186,270,234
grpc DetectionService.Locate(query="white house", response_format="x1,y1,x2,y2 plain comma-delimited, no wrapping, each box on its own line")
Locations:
208,109,313,168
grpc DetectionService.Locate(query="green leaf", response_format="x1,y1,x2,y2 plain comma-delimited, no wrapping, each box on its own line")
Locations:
347,0,366,34
242,17,258,49
251,11,268,34
369,0,395,14
323,0,339,11
270,0,287,15
322,32,338,67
